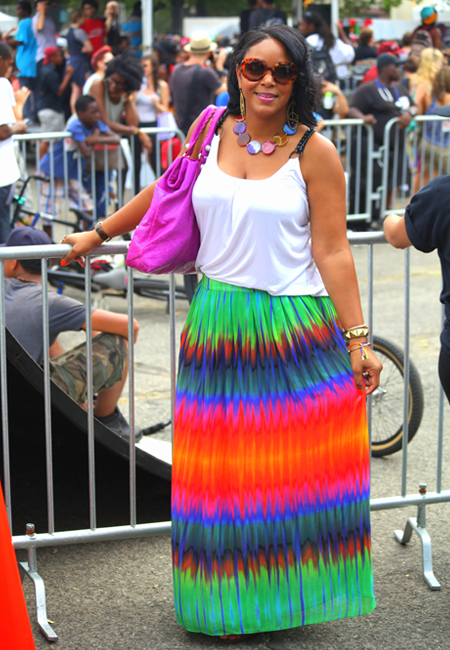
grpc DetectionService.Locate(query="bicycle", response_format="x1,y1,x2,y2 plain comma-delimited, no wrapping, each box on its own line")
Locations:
11,174,199,305
11,174,94,233
370,335,424,457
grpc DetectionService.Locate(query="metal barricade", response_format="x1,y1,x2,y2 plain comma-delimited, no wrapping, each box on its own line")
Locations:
0,241,173,641
353,231,449,593
12,126,185,231
1,144,449,641
321,118,375,222
379,114,450,220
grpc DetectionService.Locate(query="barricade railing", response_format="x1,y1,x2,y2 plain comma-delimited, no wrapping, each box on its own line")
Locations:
321,118,375,222
14,122,375,229
1,151,448,640
379,114,450,220
12,126,185,231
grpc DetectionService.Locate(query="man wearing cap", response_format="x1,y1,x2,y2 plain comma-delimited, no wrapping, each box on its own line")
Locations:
348,53,417,227
170,30,227,135
383,103,450,401
412,7,442,50
37,46,73,158
2,226,141,439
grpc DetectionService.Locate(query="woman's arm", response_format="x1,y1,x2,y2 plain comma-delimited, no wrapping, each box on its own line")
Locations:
302,133,382,393
60,112,209,264
81,38,94,54
151,80,170,114
59,109,213,264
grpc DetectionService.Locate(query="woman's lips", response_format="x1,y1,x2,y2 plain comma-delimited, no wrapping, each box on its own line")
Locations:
256,93,277,102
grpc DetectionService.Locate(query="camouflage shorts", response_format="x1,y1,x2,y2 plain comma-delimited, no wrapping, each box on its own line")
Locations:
50,333,127,404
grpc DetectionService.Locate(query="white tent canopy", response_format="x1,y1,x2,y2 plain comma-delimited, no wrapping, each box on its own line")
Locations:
0,11,17,35
141,0,340,44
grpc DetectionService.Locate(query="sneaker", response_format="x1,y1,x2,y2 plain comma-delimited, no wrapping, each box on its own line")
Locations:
96,407,143,442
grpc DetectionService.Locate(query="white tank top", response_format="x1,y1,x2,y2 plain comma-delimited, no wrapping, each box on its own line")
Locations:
192,133,327,297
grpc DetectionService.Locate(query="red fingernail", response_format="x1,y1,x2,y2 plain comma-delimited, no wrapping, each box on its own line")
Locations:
60,260,66,266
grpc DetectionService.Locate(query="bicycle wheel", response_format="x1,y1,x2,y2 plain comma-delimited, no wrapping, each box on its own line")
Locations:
370,335,424,457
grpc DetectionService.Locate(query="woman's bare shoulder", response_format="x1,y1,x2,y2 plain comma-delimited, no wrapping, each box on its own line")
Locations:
89,78,104,96
300,131,344,182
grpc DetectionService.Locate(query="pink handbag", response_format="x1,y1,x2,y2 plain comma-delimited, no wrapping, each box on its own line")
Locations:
126,105,226,275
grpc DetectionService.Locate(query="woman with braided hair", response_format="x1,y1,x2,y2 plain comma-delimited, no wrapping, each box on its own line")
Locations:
59,25,380,641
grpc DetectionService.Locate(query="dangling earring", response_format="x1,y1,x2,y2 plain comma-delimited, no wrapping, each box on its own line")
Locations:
239,88,246,121
284,97,299,135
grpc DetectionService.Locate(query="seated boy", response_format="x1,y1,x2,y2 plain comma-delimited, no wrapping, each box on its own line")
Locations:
2,226,140,440
39,94,120,223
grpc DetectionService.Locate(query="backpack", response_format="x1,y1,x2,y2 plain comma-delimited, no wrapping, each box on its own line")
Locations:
261,8,286,27
310,43,336,83
410,29,433,57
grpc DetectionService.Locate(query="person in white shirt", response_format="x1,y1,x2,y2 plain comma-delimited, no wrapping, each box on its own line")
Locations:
299,11,355,79
0,43,27,243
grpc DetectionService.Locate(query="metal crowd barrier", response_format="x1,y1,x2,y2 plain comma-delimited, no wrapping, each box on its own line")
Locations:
12,126,185,230
14,121,377,228
379,114,450,220
0,130,448,640
319,118,375,223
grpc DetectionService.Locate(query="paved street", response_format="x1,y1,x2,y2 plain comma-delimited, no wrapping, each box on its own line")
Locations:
14,241,450,649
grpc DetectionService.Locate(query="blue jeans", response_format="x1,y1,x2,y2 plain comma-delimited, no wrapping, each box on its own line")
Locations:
0,184,14,244
82,170,113,219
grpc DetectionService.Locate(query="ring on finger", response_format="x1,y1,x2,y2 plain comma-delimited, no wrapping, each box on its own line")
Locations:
59,235,67,244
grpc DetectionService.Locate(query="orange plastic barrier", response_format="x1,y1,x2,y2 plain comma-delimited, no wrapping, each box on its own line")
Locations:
0,482,36,649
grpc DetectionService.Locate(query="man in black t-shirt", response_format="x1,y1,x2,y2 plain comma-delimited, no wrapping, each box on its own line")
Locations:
170,30,226,135
354,28,377,62
384,174,450,401
347,53,417,226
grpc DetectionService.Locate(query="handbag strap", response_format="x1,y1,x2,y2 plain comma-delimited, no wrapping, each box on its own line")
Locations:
199,106,227,161
184,105,226,159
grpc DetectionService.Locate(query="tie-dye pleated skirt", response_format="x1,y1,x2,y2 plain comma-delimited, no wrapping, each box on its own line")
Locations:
172,277,375,636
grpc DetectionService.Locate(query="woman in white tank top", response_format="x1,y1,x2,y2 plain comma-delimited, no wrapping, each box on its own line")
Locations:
134,53,169,190
61,25,382,644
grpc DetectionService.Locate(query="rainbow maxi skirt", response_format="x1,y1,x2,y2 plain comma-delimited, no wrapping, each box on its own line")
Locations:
172,277,375,636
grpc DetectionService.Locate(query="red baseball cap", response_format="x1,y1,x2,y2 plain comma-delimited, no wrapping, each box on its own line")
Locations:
376,41,402,56
377,41,402,56
43,46,58,64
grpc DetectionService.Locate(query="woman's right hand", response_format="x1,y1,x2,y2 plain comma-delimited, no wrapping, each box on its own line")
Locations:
60,230,102,267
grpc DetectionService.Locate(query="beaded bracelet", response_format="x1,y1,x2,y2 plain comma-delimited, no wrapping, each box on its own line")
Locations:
347,341,371,360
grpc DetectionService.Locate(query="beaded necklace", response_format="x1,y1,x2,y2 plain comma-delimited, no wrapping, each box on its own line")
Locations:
233,110,298,155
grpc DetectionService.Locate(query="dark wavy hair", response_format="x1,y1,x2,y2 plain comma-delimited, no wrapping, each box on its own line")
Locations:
226,25,320,129
302,12,335,52
105,54,143,92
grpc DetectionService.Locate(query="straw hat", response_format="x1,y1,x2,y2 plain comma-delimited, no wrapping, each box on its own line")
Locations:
184,30,216,54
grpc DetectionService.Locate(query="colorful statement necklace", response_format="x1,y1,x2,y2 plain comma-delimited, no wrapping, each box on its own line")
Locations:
233,115,298,155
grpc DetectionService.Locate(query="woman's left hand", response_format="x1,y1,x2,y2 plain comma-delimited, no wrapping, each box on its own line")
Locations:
139,131,152,152
349,343,383,395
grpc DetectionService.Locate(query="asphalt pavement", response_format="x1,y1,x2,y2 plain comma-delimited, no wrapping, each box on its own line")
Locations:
15,242,450,650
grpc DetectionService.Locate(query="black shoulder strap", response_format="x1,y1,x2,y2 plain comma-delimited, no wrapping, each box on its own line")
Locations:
181,65,202,134
215,108,230,134
289,128,315,159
